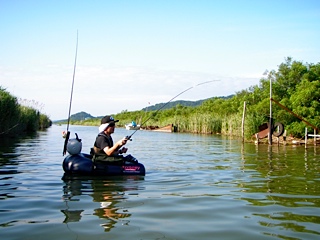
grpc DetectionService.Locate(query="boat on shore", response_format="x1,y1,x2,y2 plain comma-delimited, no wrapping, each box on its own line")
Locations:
141,124,177,133
125,123,141,130
125,121,140,130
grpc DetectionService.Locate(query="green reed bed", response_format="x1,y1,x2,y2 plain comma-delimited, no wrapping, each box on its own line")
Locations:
75,110,267,141
221,114,242,136
0,87,51,136
171,113,222,134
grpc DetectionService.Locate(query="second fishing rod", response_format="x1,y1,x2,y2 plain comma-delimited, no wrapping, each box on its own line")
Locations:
125,80,219,141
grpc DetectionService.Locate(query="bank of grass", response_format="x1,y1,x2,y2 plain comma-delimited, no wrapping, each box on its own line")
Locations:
0,87,52,136
68,109,263,141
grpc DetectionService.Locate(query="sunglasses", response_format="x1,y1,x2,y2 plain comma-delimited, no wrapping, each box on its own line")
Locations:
109,123,115,127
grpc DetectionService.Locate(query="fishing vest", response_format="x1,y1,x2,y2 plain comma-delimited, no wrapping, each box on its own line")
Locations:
92,133,123,163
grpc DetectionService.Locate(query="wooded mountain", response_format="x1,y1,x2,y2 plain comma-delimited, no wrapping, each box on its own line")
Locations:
142,95,233,111
55,111,95,123
54,96,233,122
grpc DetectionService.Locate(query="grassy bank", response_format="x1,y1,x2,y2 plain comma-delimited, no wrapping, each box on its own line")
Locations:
0,87,52,136
67,108,262,142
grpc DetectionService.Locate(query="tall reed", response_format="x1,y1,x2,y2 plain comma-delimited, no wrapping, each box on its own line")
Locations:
172,113,222,134
0,87,52,136
221,114,242,136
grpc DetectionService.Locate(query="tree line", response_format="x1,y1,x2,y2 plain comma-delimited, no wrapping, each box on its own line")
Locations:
60,57,320,140
0,57,320,139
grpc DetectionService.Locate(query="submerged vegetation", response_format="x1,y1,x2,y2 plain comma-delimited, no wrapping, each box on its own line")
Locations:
70,58,320,140
0,87,52,136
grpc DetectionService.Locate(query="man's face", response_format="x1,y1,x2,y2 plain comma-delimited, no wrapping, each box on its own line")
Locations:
105,123,115,134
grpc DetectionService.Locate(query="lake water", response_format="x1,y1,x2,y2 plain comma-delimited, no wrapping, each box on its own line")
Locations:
1,124,320,240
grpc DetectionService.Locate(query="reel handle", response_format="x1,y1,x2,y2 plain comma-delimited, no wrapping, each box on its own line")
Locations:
125,135,132,141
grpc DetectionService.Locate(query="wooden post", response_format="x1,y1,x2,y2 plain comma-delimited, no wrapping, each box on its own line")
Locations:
283,130,287,145
242,101,246,142
305,127,308,149
314,129,317,146
269,77,273,145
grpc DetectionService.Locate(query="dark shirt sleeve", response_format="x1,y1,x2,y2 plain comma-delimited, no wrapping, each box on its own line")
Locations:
95,135,112,150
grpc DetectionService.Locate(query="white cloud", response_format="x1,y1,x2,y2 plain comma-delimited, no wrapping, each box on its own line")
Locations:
1,64,261,120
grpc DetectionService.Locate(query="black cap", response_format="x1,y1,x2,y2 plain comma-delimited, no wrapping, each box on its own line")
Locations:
101,115,119,124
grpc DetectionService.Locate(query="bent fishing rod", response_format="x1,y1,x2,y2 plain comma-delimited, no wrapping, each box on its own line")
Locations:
63,31,79,156
126,80,219,140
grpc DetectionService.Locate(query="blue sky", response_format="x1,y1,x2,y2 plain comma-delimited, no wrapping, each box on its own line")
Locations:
1,0,319,120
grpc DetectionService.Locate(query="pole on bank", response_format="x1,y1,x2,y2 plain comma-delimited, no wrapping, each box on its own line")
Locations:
268,73,273,145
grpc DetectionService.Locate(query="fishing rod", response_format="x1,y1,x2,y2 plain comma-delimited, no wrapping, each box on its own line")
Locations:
126,80,219,140
63,31,79,156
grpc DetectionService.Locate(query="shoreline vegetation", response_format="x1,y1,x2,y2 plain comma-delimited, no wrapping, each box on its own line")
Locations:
0,87,52,137
2,58,319,144
58,58,320,145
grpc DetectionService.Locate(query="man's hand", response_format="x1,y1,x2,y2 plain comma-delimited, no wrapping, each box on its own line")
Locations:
117,137,128,148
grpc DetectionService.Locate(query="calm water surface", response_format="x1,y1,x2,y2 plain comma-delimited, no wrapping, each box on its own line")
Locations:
0,125,320,240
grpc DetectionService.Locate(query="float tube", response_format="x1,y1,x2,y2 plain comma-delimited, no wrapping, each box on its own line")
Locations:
63,153,145,176
62,135,145,176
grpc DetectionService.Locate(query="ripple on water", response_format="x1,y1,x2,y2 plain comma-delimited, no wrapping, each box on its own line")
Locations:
0,126,320,240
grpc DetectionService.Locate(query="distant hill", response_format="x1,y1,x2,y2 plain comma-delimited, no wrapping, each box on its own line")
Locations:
54,96,234,122
54,111,95,123
71,111,95,120
142,95,233,111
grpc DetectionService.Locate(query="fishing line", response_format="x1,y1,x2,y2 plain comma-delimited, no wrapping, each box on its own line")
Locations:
63,31,79,156
126,80,219,140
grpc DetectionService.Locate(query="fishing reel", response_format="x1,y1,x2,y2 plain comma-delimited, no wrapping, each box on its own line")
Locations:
125,135,132,141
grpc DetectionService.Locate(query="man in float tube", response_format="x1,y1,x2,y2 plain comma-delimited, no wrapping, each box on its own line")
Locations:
92,115,138,163
93,115,128,157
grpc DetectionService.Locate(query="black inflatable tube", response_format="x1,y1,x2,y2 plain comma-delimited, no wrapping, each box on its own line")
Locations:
63,154,145,176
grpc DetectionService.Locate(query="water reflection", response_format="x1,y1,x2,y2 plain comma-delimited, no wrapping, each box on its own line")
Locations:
61,178,85,223
1,125,320,240
0,136,21,172
238,144,320,237
242,144,320,196
61,175,144,231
